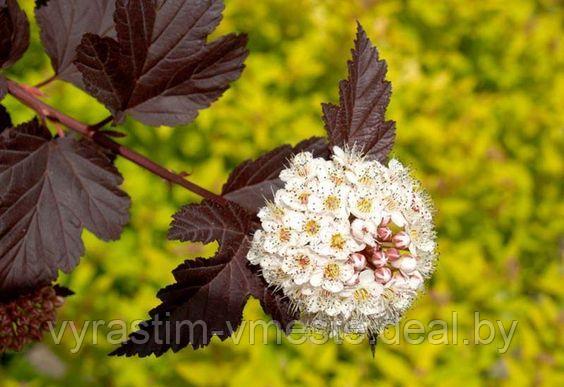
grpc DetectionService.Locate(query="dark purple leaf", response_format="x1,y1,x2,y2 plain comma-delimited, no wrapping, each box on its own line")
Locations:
111,240,258,357
222,137,330,214
323,22,395,163
75,33,130,115
250,282,297,333
35,0,116,88
112,198,297,356
0,104,10,132
0,0,30,69
114,0,155,80
0,119,130,293
168,199,252,247
53,284,74,297
74,0,248,126
321,102,339,139
111,200,258,356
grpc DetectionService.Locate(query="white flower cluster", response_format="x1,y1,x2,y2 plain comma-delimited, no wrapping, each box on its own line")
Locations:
247,147,437,335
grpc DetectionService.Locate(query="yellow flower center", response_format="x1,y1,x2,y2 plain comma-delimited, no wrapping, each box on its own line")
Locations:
359,174,374,185
278,228,291,242
304,220,320,236
298,192,310,205
382,196,398,211
324,195,340,210
330,173,345,186
271,205,285,218
357,198,373,213
330,233,346,250
408,227,420,241
296,254,310,268
354,288,370,301
324,263,340,279
296,166,309,177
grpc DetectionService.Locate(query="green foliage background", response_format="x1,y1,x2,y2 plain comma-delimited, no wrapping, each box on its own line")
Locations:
1,0,563,385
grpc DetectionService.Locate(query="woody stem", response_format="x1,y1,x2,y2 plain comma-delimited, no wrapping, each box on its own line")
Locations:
6,79,228,205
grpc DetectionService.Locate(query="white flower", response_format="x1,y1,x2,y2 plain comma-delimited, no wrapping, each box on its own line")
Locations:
275,186,323,213
258,202,287,231
391,255,418,275
332,146,363,167
317,160,348,187
304,289,354,319
262,223,305,254
353,270,385,315
313,180,350,218
312,221,364,260
281,248,318,285
351,218,378,246
279,151,323,182
345,160,383,187
310,259,355,293
404,221,436,254
378,191,408,227
261,257,293,290
246,147,437,336
386,159,414,192
291,213,333,244
247,230,266,265
349,189,382,221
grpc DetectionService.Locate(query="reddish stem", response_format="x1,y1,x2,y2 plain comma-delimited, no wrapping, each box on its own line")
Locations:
7,80,227,205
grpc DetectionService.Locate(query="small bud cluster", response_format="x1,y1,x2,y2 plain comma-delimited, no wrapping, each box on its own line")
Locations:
247,147,437,336
0,286,65,353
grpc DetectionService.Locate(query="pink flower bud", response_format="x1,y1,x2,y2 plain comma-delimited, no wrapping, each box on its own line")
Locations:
370,250,387,267
392,256,417,274
374,267,392,284
377,226,392,241
386,248,400,261
393,231,411,249
344,272,359,286
388,271,408,288
408,272,424,290
349,253,367,271
351,219,377,246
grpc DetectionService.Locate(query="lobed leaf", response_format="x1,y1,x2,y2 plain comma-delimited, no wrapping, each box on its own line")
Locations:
322,22,395,163
35,0,116,88
0,119,130,293
222,137,330,214
74,0,249,126
0,0,30,70
250,283,297,333
111,239,257,356
112,199,296,356
168,199,253,247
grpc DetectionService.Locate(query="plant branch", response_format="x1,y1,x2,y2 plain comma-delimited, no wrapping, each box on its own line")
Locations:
7,80,228,205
